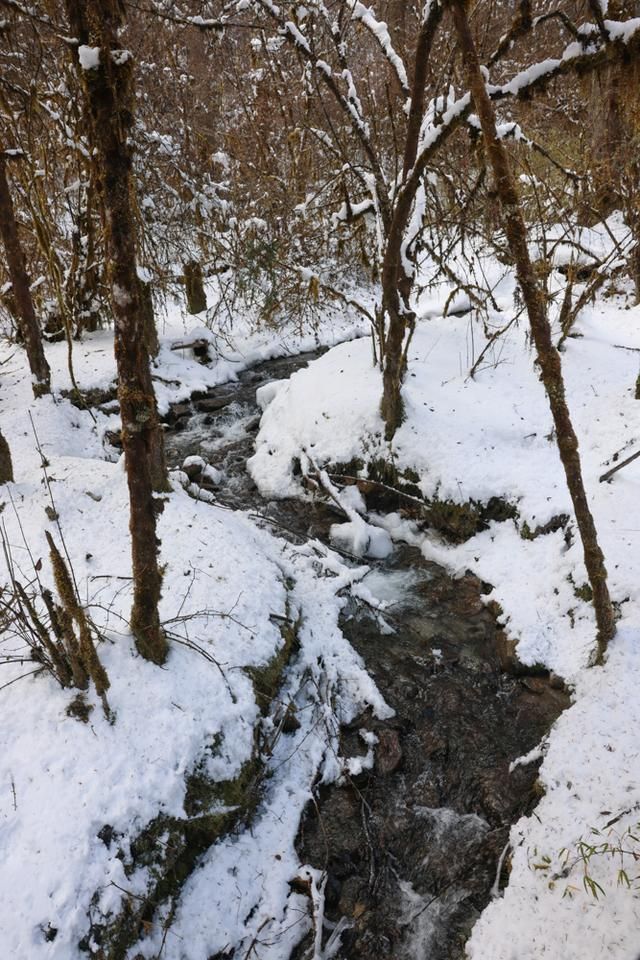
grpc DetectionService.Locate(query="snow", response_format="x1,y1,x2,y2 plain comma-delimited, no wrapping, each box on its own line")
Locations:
0,302,387,959
77,45,100,71
284,19,311,52
248,234,640,956
349,2,409,94
330,518,393,558
604,16,640,42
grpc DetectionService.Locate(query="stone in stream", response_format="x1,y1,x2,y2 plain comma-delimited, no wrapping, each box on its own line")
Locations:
194,395,233,413
181,455,222,490
164,401,192,425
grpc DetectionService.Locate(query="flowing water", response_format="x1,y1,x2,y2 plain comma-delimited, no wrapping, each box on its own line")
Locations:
164,349,569,960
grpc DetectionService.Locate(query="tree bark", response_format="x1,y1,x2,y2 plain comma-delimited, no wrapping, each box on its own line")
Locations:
0,154,51,397
65,0,168,664
380,2,443,439
140,279,160,358
0,428,13,483
451,0,615,663
183,260,208,315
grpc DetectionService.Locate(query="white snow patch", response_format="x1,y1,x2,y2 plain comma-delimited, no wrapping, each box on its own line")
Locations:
77,45,100,70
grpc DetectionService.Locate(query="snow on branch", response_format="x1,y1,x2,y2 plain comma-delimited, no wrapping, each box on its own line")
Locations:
404,18,640,206
283,19,311,53
604,16,640,41
340,67,370,138
348,1,409,96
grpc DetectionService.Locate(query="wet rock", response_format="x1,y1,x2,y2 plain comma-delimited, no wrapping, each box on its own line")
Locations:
495,629,525,674
338,876,371,918
522,676,549,695
169,417,189,433
453,574,487,616
375,728,403,775
164,401,191,425
194,395,233,413
103,429,122,450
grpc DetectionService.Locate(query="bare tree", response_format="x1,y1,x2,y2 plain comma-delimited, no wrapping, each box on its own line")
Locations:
64,0,168,665
451,0,615,663
0,151,51,397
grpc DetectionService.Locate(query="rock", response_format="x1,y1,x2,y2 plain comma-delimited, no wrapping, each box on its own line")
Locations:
375,728,403,775
181,455,222,492
454,575,486,616
182,455,206,480
194,395,232,413
170,417,189,433
495,629,526,674
104,429,123,450
165,401,191,424
338,876,371,918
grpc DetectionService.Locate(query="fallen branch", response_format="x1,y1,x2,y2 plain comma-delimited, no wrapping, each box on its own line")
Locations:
599,448,640,483
170,338,210,352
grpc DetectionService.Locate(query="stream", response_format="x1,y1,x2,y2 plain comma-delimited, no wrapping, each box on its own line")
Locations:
163,348,569,960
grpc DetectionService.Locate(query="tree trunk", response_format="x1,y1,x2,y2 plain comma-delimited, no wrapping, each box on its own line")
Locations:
0,428,13,483
0,154,51,397
65,0,168,664
183,260,208,314
380,3,442,439
632,241,640,306
140,279,160,358
451,0,615,663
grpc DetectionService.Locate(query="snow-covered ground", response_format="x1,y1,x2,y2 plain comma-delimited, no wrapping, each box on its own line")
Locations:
248,231,640,957
0,296,386,959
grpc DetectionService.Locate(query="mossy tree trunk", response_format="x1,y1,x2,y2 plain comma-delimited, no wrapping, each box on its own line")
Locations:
0,428,13,483
140,279,160,358
183,260,207,315
451,0,615,664
0,153,51,398
64,0,168,665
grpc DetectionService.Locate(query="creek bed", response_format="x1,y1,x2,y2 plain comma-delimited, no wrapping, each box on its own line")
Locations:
164,349,569,960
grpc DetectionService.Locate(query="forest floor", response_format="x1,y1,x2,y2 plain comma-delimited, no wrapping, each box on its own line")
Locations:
1,220,640,960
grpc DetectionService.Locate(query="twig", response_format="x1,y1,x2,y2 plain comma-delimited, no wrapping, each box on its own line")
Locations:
164,630,237,703
599,448,640,483
241,917,271,960
492,840,511,897
28,413,81,595
0,668,42,691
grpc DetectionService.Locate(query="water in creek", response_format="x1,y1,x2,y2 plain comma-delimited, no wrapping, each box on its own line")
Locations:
164,349,569,960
